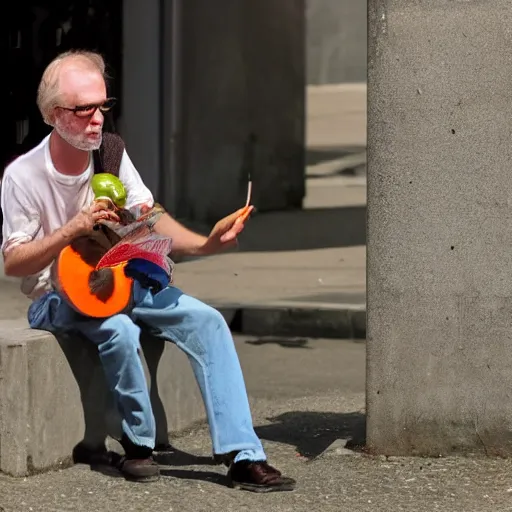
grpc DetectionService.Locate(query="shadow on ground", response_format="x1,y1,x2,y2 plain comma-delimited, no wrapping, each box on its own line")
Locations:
256,411,366,459
156,448,229,487
307,147,365,167
79,412,366,486
154,447,214,467
237,206,366,252
159,468,228,485
245,337,312,349
152,412,366,467
155,411,367,486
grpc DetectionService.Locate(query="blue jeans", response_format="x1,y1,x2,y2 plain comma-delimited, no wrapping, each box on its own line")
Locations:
28,282,266,463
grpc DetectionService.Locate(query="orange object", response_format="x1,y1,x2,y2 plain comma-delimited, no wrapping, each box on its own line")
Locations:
237,206,252,224
56,244,133,318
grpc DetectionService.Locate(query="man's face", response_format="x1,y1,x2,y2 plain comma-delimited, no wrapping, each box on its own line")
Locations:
52,68,110,151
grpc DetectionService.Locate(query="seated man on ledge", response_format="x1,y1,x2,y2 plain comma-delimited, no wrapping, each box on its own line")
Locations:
0,49,295,492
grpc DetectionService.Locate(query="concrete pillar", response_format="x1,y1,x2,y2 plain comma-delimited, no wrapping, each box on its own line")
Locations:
367,1,512,456
119,0,161,197
178,0,305,223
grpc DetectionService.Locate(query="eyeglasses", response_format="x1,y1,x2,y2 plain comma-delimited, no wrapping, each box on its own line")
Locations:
58,97,117,118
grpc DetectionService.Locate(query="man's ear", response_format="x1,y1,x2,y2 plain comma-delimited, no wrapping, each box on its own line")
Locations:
45,108,57,126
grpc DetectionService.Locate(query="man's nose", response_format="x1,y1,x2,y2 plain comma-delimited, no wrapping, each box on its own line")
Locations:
90,108,104,125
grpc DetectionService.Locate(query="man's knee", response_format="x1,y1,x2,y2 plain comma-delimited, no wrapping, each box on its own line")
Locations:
191,303,228,332
101,314,141,355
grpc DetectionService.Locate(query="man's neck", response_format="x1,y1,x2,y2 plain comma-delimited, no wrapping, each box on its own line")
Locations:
49,130,90,176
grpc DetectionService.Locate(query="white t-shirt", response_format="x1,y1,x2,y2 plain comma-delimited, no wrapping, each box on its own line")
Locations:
1,133,154,300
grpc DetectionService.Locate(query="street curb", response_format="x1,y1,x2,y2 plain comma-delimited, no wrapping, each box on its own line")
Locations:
213,301,366,340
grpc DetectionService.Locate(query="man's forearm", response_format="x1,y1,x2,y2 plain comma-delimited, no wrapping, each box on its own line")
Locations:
3,226,76,277
153,213,208,256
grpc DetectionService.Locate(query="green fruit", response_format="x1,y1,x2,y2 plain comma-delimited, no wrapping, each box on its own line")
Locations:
91,173,127,208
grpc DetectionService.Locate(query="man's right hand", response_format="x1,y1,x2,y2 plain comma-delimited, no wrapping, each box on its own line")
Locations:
66,202,120,237
3,203,120,278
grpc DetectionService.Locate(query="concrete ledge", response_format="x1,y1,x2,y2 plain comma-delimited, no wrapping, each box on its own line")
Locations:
0,321,204,477
216,302,366,340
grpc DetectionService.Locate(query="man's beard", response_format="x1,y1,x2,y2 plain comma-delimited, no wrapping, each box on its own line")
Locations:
54,123,102,151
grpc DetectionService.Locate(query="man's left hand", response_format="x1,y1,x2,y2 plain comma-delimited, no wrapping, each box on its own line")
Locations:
199,206,254,255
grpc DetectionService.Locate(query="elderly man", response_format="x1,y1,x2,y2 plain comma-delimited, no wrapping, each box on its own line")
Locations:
1,50,295,492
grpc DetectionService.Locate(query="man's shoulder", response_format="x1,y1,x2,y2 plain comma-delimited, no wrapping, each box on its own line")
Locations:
3,136,49,186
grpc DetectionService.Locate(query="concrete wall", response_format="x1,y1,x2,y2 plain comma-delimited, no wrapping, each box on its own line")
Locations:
119,0,161,196
178,0,305,222
367,0,512,456
307,0,367,85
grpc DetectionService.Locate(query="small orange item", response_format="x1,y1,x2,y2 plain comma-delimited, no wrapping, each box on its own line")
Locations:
236,180,253,224
237,205,252,223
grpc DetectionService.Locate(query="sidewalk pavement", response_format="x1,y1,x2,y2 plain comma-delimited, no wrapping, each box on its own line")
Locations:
307,83,367,149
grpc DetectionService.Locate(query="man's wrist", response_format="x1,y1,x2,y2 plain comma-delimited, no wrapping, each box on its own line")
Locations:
57,222,80,245
187,236,210,257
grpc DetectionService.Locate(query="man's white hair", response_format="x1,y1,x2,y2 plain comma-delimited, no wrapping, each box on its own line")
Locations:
37,50,106,125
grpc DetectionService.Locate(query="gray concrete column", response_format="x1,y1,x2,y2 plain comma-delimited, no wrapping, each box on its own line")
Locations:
367,0,512,456
119,0,161,197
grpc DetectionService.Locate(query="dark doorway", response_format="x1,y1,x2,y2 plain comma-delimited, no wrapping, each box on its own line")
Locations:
2,0,123,172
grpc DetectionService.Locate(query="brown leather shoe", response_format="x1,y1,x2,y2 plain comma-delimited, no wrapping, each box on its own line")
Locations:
118,434,159,482
118,456,160,483
228,461,296,493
